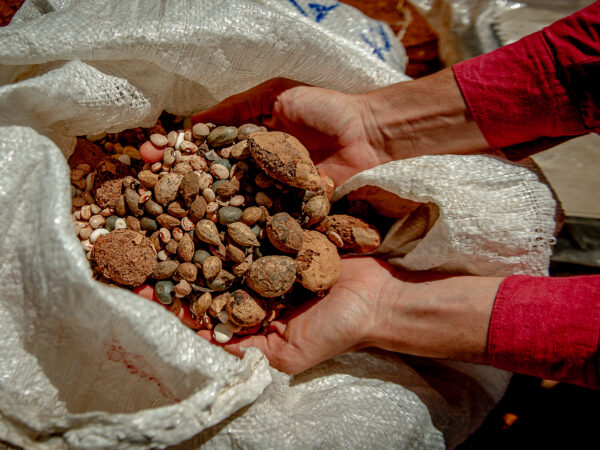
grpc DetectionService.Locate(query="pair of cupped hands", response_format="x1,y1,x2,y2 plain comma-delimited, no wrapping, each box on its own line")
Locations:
193,78,490,374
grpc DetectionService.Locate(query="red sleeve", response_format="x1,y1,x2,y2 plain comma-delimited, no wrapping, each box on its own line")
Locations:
487,275,600,389
452,1,600,160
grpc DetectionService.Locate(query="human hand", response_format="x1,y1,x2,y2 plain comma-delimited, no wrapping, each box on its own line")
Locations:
191,78,390,186
198,257,396,374
198,257,501,374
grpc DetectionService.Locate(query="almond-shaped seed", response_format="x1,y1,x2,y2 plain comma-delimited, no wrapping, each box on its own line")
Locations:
255,192,273,208
228,222,260,247
227,243,246,263
195,219,221,246
145,199,163,216
157,250,169,261
167,200,188,218
177,233,195,261
241,206,262,226
207,126,237,148
191,292,212,315
138,170,159,188
202,256,222,280
156,214,180,229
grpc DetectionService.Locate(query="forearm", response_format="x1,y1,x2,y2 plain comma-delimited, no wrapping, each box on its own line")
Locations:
367,273,503,364
360,67,489,160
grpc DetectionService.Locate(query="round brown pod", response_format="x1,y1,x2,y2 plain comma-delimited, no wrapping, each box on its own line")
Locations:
245,255,296,298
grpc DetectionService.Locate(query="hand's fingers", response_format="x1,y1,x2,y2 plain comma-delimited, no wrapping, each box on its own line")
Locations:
191,77,305,126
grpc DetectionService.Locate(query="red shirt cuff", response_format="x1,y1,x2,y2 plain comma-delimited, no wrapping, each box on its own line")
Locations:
453,32,585,152
488,275,600,389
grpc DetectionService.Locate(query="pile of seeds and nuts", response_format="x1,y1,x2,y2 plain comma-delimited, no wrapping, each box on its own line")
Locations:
70,114,382,343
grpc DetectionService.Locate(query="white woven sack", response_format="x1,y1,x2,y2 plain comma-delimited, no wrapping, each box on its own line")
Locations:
0,0,556,448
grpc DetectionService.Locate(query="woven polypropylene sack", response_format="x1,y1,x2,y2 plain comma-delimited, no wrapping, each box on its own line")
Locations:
0,1,557,448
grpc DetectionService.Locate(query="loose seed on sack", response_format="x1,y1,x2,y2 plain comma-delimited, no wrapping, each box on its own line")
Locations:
71,115,382,343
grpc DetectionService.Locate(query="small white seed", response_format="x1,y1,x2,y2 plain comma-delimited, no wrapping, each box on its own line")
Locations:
81,239,94,252
150,133,168,148
89,228,109,244
206,201,219,214
139,191,152,204
180,140,198,153
159,227,171,244
151,162,162,172
203,187,216,202
192,123,210,139
89,215,105,230
172,227,184,241
101,208,114,217
73,210,82,220
173,150,182,163
213,322,233,343
163,147,175,165
327,230,344,247
80,205,92,220
181,216,195,231
229,195,244,207
167,130,178,147
210,164,229,180
114,218,127,230
197,172,213,190
217,310,230,324
175,132,185,150
90,204,101,215
157,250,168,261
79,224,92,240
117,154,131,165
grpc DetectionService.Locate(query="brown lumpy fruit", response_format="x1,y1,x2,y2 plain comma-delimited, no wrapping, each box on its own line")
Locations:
245,255,296,298
226,289,267,327
315,214,381,253
91,159,132,209
248,131,321,192
295,230,342,293
91,229,157,287
266,212,303,253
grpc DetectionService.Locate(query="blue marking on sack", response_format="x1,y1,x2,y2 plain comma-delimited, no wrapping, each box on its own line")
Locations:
287,0,339,22
308,3,339,22
360,23,392,61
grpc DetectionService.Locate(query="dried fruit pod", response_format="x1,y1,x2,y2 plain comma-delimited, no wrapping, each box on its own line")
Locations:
241,206,262,226
152,260,179,280
91,160,132,209
167,200,188,218
202,255,222,280
189,196,207,222
266,212,303,253
248,131,321,192
207,270,236,291
295,230,342,293
246,255,296,298
138,170,159,188
315,215,381,253
174,279,192,298
226,243,246,263
177,262,197,282
91,229,157,287
124,189,143,216
226,289,267,327
154,173,184,206
179,172,201,206
227,222,260,247
177,233,195,262
302,195,330,227
195,219,221,246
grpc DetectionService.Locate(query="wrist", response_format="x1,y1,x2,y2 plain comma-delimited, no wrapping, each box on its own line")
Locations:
367,272,504,364
360,68,489,160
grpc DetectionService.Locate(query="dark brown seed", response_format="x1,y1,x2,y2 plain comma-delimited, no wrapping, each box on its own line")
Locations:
125,216,141,232
145,199,164,216
177,262,198,282
179,172,201,206
189,196,207,222
177,233,195,261
167,200,188,218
